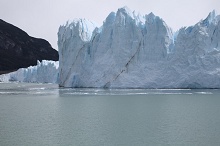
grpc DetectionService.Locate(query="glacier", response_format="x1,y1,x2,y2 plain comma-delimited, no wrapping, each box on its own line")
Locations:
58,7,220,88
1,7,220,89
0,60,59,83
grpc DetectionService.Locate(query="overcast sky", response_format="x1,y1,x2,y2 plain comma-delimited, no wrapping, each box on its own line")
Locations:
0,0,219,50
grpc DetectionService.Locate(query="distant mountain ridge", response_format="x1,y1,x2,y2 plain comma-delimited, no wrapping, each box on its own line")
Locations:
0,19,58,74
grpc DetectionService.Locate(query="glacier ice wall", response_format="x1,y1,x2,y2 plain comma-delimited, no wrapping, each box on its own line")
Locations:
58,8,220,88
0,60,59,83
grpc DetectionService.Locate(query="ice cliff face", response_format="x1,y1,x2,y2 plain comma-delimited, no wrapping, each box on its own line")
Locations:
0,60,59,83
57,8,219,88
58,7,220,88
58,7,171,88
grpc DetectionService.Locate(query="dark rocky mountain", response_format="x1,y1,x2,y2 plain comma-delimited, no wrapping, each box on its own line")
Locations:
0,19,58,74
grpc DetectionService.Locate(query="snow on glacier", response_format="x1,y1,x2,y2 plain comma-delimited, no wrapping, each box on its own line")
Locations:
0,60,59,83
58,7,220,88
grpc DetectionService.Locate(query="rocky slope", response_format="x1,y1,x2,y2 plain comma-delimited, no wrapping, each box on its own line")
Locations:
0,19,58,73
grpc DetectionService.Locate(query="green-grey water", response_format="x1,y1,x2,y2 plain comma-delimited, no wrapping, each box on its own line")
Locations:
0,83,220,146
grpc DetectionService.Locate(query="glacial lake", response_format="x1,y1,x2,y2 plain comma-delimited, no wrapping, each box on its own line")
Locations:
0,83,220,146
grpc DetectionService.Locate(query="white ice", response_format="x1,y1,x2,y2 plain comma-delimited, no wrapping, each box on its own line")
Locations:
58,7,220,88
